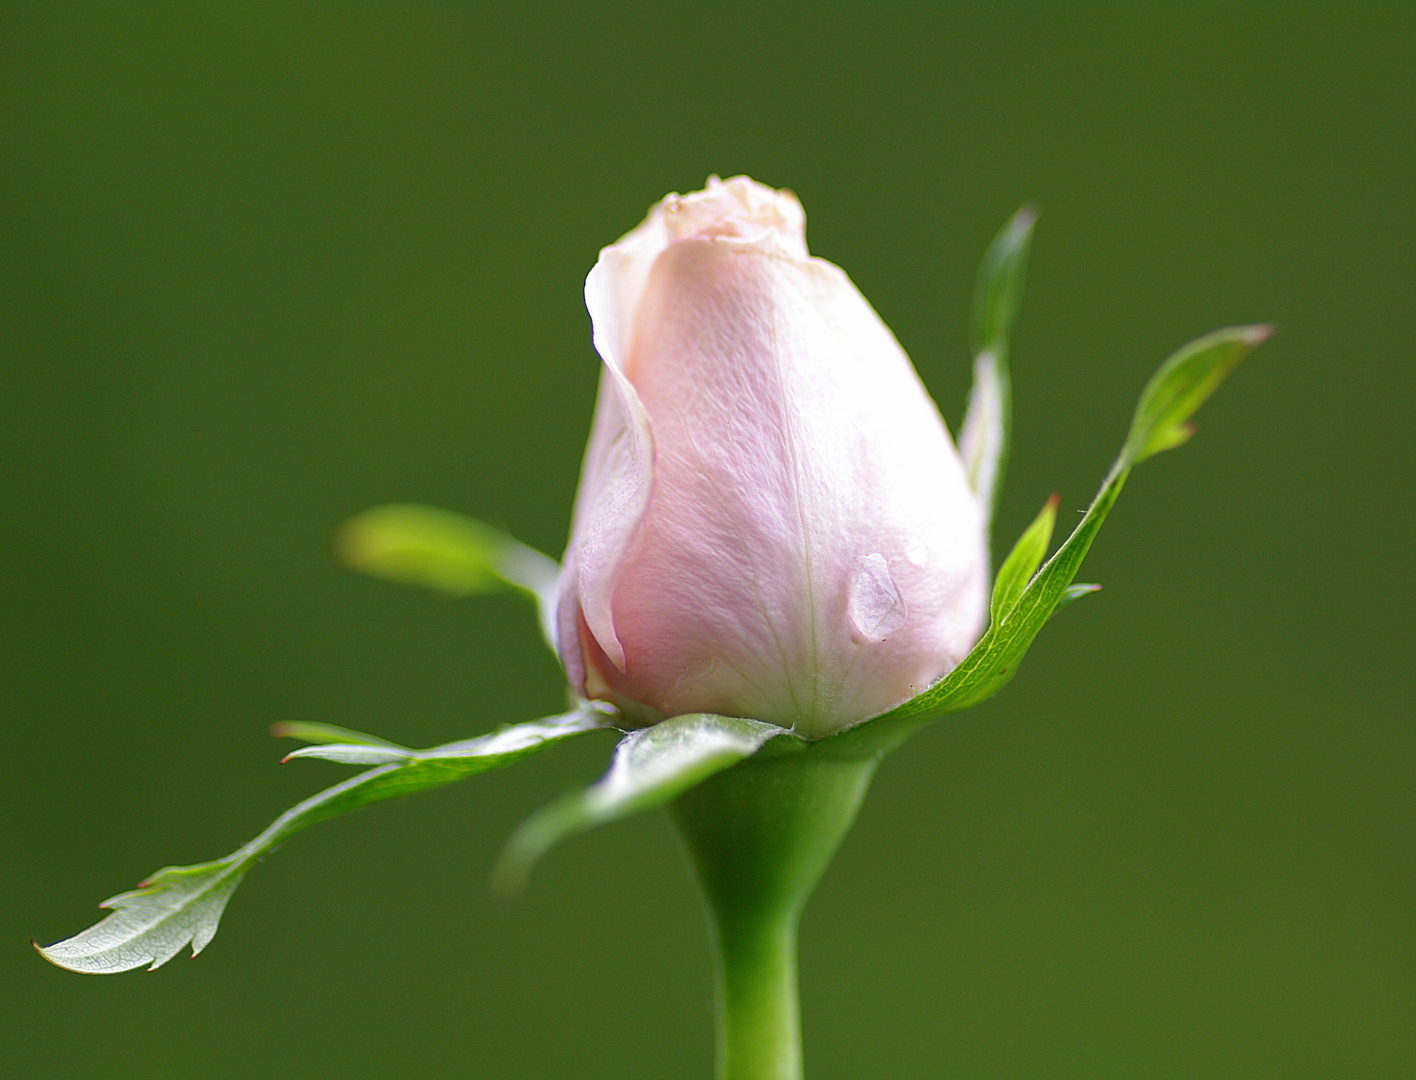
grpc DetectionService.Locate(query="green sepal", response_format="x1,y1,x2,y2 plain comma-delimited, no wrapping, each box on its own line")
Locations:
873,324,1269,723
959,206,1036,526
338,503,560,650
494,713,790,896
35,706,614,975
1123,324,1272,465
269,720,411,750
990,493,1057,621
1053,582,1101,614
970,205,1036,364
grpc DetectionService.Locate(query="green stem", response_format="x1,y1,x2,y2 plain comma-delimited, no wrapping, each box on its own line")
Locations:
714,905,801,1080
670,736,885,1080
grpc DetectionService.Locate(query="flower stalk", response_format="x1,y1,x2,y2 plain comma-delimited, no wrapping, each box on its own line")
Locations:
670,732,889,1080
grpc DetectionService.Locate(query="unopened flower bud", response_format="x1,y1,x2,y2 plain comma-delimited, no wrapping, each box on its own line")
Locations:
557,176,988,737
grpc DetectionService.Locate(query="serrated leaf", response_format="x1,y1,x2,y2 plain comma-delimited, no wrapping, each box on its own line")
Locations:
338,503,561,650
36,858,248,974
959,206,1036,525
873,324,1269,723
36,706,614,975
494,713,790,896
990,493,1057,621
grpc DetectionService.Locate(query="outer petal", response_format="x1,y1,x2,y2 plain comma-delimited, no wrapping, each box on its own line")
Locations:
584,233,987,735
555,254,655,689
559,177,806,700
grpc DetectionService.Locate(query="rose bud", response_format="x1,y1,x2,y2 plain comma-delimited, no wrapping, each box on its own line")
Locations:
557,176,988,737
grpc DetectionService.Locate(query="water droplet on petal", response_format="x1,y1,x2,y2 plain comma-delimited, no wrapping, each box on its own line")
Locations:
848,553,907,641
906,541,930,567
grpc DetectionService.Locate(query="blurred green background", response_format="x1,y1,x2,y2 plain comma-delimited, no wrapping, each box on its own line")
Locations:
3,4,1411,1078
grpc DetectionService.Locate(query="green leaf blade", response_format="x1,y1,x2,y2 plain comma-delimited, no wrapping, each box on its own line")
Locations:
37,707,614,975
959,206,1036,525
270,720,411,750
339,504,512,596
35,859,249,974
873,322,1268,725
494,714,790,896
282,744,415,765
879,473,1127,720
958,349,1008,523
1054,582,1101,614
970,205,1036,363
1123,324,1272,467
338,503,561,650
990,493,1057,621
256,708,616,843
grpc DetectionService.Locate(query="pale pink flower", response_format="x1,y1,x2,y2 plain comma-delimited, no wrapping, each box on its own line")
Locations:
557,176,988,737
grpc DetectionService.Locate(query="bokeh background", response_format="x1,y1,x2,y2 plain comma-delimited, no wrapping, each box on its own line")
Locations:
4,4,1412,1078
